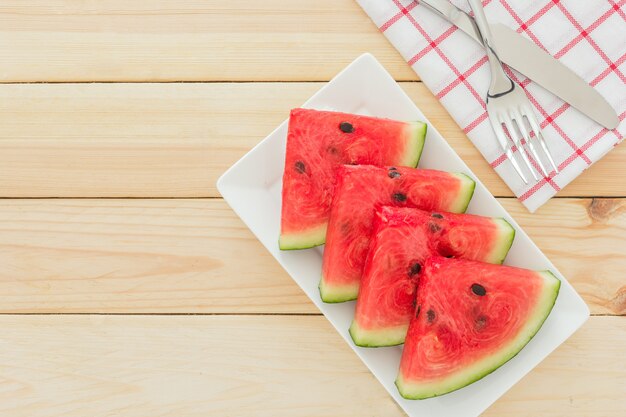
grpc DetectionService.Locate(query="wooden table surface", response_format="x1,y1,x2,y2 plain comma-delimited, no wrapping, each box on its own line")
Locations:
1,1,624,416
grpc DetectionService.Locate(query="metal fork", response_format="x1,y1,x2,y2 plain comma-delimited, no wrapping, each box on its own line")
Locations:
467,0,558,184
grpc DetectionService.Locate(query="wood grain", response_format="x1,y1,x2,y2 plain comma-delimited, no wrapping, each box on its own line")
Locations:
0,198,623,315
2,2,623,414
0,0,416,82
0,315,621,417
1,82,624,198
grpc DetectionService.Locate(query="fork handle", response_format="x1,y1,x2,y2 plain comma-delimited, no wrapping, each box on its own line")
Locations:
467,0,513,97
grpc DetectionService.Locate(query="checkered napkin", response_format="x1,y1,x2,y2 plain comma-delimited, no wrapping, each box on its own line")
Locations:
357,0,626,212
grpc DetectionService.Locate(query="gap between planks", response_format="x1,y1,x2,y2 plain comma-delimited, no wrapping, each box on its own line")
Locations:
0,312,323,316
0,312,616,316
0,196,625,200
0,80,416,84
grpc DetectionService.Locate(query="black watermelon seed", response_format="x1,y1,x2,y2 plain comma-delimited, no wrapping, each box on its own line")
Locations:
294,161,306,174
475,316,488,330
471,283,487,296
388,170,401,179
426,309,436,323
445,254,454,258
408,262,422,276
339,122,354,133
415,305,421,318
431,213,444,219
389,167,397,171
428,222,442,233
393,192,407,202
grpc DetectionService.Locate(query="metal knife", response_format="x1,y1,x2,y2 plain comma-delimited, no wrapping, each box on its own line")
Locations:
420,0,619,129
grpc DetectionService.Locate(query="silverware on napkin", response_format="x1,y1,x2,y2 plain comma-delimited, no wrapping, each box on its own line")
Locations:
420,0,619,129
466,0,558,183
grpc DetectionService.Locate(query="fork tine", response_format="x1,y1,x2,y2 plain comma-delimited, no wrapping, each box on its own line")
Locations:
536,130,559,173
513,112,550,177
503,117,538,181
489,118,528,184
523,111,560,174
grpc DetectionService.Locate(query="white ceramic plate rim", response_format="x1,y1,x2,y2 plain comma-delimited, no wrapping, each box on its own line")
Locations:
216,53,589,417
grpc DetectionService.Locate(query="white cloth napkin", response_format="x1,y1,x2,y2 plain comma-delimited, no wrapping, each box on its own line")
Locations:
357,0,626,211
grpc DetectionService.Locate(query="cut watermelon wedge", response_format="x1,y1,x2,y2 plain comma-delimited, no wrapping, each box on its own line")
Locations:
319,165,475,303
396,256,560,400
349,207,514,347
279,109,426,250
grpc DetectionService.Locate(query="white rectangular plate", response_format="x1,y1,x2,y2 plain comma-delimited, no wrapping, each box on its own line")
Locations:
217,54,589,417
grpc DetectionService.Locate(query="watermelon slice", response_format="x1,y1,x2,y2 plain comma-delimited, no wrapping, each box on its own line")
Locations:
320,165,475,303
349,207,514,347
396,256,560,399
279,108,427,250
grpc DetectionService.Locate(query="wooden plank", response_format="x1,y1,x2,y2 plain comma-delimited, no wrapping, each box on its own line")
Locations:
1,82,624,198
0,198,623,315
502,198,626,316
0,315,621,417
0,0,416,82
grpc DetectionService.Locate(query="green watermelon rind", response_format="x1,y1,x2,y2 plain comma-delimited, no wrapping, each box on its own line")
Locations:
450,173,476,213
279,223,327,250
349,319,408,347
486,218,516,264
318,277,359,303
400,122,427,168
396,270,561,400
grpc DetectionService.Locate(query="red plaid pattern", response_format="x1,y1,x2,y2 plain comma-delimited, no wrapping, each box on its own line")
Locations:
357,0,626,211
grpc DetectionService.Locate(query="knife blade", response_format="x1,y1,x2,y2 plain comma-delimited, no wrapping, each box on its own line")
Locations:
419,0,619,129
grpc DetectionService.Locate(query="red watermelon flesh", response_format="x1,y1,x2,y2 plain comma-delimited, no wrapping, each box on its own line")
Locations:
349,206,514,347
279,108,426,250
319,165,475,303
396,256,560,399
